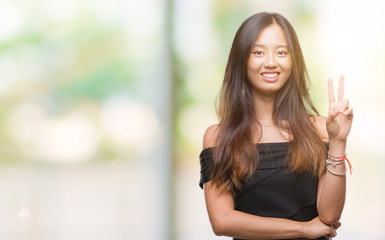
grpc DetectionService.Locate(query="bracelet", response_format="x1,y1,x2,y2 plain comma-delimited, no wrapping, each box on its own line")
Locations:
326,157,347,176
327,155,345,162
326,158,345,167
328,154,345,162
326,165,347,176
326,153,353,175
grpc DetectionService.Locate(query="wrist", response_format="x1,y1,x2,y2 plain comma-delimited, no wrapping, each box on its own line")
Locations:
328,139,347,155
299,221,309,239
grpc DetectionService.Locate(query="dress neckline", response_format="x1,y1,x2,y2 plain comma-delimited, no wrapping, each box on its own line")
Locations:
202,142,291,152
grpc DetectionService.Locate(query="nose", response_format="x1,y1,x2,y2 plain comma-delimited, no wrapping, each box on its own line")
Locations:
264,53,277,68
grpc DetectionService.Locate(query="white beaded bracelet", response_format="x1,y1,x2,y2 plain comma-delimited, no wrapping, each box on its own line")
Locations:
326,159,345,167
326,165,347,176
326,153,353,175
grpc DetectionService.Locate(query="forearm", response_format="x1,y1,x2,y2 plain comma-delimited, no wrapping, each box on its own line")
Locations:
212,209,306,239
205,182,310,239
317,140,347,224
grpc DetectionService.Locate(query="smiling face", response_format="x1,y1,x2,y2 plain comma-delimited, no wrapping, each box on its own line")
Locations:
247,23,292,97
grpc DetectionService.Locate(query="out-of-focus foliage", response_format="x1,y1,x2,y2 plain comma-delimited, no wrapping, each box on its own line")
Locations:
0,1,163,164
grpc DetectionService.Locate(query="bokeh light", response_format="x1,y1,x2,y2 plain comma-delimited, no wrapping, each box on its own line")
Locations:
0,0,383,239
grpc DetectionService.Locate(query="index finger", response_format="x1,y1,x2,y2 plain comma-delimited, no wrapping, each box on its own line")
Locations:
328,78,335,104
338,75,345,102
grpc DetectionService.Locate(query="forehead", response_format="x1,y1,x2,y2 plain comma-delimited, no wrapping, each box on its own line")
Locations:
254,23,288,47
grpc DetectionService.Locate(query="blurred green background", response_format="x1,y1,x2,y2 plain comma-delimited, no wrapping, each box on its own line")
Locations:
0,0,384,239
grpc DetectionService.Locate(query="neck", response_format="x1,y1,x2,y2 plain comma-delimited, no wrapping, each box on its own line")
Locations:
253,94,276,120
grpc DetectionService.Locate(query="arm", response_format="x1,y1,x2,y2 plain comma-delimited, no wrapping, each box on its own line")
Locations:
316,76,353,224
204,181,335,239
316,140,346,224
202,125,335,239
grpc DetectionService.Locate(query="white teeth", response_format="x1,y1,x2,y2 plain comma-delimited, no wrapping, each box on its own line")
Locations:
262,73,279,78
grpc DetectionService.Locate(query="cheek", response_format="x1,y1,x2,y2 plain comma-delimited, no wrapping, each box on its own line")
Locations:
247,58,263,72
247,57,254,69
281,59,293,73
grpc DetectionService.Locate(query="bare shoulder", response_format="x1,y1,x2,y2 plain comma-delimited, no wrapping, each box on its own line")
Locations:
203,124,220,149
310,115,329,141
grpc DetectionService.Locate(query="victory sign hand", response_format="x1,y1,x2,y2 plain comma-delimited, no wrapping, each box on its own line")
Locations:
326,75,353,142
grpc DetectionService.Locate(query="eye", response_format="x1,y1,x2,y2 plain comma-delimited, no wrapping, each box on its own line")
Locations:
277,51,288,56
253,50,263,56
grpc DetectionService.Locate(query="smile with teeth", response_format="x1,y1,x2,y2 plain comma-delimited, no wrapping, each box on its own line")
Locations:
261,72,279,79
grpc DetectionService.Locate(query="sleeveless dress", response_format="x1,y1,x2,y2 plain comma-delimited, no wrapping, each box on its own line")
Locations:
199,142,328,240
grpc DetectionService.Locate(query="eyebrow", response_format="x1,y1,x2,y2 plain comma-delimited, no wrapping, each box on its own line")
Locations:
253,44,288,48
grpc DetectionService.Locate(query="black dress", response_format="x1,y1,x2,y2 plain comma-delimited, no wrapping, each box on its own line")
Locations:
199,142,328,240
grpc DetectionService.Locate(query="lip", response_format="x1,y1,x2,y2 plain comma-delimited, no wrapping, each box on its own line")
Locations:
260,71,280,82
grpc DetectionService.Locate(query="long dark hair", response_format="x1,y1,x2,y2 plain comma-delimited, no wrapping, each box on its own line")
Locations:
212,12,326,194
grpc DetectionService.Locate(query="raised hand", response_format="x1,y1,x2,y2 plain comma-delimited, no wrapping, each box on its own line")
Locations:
326,75,353,142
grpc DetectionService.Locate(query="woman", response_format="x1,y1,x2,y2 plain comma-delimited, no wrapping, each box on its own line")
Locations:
199,12,353,239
